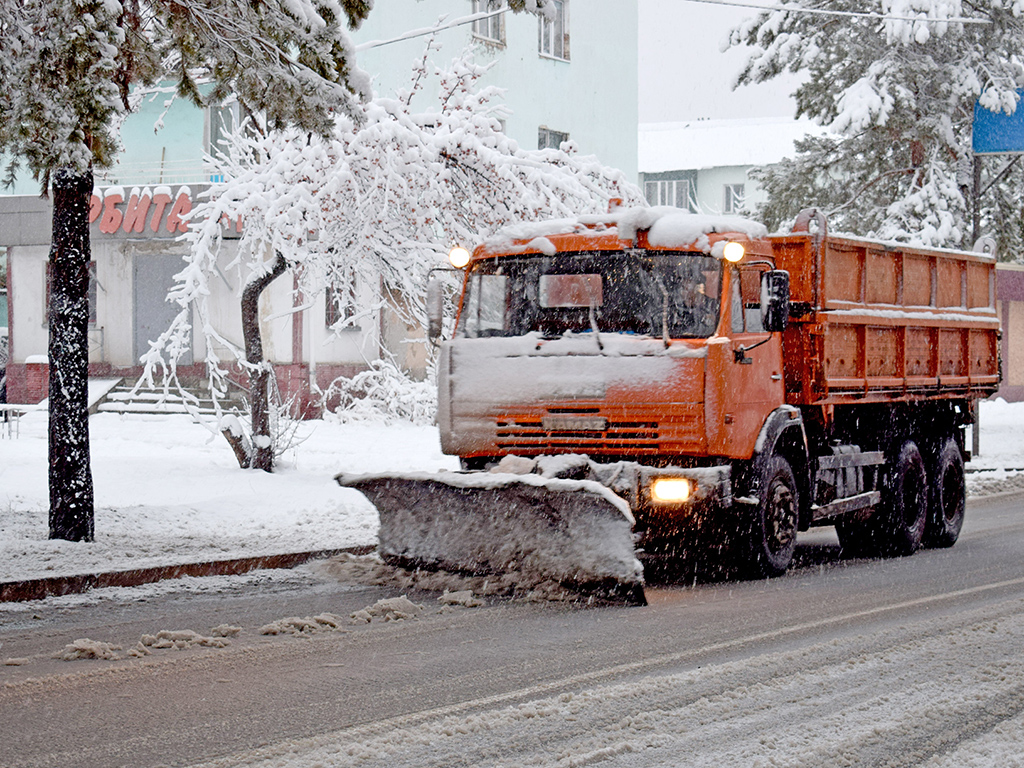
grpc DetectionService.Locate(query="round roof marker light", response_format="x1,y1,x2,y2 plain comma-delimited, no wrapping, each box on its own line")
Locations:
448,246,471,269
723,241,745,263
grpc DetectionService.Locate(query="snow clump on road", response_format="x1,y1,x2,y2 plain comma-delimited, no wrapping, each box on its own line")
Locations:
56,639,123,661
139,629,231,650
56,626,240,661
350,596,424,624
259,614,347,636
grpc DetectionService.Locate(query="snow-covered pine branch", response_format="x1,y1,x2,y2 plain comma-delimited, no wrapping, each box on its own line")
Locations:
729,0,1024,252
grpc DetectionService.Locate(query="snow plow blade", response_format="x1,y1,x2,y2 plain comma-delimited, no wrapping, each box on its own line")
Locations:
336,471,646,606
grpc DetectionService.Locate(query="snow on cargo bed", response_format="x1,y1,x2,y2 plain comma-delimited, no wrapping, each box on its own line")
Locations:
336,468,645,605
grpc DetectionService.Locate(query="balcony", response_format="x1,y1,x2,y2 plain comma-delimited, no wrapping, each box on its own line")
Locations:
94,160,219,187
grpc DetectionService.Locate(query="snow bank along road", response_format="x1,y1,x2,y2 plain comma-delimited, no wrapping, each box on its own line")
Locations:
2,492,1024,768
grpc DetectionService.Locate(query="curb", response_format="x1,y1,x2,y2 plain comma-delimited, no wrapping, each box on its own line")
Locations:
0,545,374,603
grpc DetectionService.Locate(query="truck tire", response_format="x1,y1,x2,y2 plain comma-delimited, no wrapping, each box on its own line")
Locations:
742,456,799,578
924,437,965,548
836,439,928,558
460,457,496,471
884,440,929,555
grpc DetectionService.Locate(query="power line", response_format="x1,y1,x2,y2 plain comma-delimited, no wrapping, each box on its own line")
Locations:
354,1,991,54
355,2,990,53
682,0,991,25
355,10,506,52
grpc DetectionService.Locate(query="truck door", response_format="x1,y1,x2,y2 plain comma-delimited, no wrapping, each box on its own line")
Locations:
705,267,785,458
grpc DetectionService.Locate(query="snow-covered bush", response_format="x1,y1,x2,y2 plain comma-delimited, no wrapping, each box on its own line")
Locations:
322,360,436,426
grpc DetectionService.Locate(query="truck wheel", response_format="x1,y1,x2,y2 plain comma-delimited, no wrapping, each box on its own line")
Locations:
742,456,799,578
460,456,496,471
924,437,965,548
836,439,928,558
878,439,929,556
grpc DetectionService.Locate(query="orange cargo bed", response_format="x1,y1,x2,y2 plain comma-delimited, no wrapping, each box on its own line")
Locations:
770,233,1001,406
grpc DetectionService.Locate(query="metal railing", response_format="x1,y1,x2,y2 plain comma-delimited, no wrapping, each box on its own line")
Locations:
94,161,215,187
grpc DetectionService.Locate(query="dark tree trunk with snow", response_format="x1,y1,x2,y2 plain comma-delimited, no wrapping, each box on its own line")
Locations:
48,168,95,541
241,252,288,472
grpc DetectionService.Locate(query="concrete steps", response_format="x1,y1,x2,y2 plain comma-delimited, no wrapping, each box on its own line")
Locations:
97,382,245,419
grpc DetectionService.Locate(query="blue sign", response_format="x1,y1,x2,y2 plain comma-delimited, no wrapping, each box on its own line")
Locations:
973,90,1024,154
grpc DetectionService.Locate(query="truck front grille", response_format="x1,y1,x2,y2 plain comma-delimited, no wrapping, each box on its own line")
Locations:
495,414,660,454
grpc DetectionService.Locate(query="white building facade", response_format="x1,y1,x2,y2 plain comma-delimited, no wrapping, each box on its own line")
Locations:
355,1,638,180
638,117,823,215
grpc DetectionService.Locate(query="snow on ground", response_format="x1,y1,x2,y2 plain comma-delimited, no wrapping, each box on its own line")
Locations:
0,409,457,584
963,398,1024,497
0,399,1022,585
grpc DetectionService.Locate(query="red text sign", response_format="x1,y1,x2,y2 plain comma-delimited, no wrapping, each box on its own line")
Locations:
88,185,242,238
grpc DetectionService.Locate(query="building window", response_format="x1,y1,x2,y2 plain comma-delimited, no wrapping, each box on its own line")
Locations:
207,101,243,183
207,102,240,158
538,127,569,150
724,183,746,214
326,277,359,331
46,261,98,326
539,0,568,60
471,0,505,44
645,179,693,211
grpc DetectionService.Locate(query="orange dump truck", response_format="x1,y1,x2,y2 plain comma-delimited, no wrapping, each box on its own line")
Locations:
339,207,1000,603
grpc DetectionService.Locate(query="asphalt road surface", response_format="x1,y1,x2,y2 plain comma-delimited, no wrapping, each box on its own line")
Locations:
2,491,1024,768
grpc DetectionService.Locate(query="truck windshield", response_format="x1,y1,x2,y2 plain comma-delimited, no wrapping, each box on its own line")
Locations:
457,251,721,339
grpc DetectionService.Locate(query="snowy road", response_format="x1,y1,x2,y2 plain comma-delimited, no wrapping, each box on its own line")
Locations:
2,492,1024,767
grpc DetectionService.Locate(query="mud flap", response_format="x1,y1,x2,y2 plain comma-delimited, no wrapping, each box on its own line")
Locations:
336,471,646,605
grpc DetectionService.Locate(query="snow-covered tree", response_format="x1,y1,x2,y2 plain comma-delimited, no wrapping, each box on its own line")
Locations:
729,0,1024,254
0,0,374,541
143,46,644,472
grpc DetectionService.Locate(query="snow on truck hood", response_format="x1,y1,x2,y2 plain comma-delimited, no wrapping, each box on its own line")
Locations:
452,332,710,359
447,335,707,406
481,207,769,254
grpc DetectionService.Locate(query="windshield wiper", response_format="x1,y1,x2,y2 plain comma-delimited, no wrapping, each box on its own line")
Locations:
588,300,604,352
654,275,670,348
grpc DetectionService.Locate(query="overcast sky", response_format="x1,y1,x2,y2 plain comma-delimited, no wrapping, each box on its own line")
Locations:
638,0,800,124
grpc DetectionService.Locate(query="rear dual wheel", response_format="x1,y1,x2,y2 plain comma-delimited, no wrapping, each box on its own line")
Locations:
924,437,966,548
836,439,928,558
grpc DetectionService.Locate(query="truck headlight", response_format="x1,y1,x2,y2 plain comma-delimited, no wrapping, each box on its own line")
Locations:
650,478,692,503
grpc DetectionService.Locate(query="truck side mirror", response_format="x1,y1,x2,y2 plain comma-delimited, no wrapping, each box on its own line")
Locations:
761,270,790,333
426,273,444,341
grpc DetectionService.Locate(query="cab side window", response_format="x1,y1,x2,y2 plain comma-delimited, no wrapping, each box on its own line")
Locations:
731,268,765,334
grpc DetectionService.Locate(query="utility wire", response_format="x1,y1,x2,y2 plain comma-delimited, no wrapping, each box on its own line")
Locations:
354,1,991,53
355,10,505,52
682,0,991,25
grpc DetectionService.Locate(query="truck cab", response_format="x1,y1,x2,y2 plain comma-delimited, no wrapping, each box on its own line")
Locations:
437,214,786,467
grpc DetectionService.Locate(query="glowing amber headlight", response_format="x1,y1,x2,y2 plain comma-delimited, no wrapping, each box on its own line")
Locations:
448,246,471,269
723,241,745,263
651,478,692,503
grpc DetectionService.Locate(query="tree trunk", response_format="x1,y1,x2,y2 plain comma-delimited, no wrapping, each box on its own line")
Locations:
48,168,95,541
241,252,288,472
